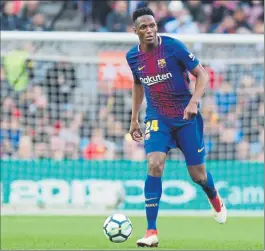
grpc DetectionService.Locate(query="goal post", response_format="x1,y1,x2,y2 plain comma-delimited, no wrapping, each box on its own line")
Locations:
0,31,264,216
2,31,264,42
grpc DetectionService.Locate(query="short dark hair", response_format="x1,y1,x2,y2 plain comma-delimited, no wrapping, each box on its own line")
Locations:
132,7,155,23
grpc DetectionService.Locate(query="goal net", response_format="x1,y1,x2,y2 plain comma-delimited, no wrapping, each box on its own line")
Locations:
0,32,264,215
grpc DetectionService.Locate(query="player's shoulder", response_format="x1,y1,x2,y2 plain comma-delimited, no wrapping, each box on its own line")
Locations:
126,45,139,62
161,35,187,50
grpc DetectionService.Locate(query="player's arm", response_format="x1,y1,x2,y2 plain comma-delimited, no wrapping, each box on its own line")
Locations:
184,64,209,120
129,75,144,142
173,40,209,120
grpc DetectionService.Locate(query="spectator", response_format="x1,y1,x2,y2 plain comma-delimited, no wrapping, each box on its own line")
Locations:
32,85,48,109
45,61,77,120
17,135,33,160
90,0,112,31
247,0,264,27
33,129,50,159
236,140,250,160
0,1,21,31
0,119,20,157
215,82,237,115
8,116,21,151
0,0,263,162
211,15,237,33
214,117,239,160
208,0,236,28
257,102,264,128
1,96,21,121
4,48,31,91
189,64,224,90
253,14,264,34
256,128,264,162
233,7,252,32
13,0,24,15
236,76,262,144
184,0,207,31
0,0,5,12
34,142,49,159
0,0,263,34
76,0,92,23
201,95,220,135
58,110,82,159
128,1,146,15
83,128,115,160
50,135,65,160
64,142,80,160
104,113,125,156
0,139,16,159
249,128,264,161
126,19,134,33
106,1,130,32
45,62,77,105
27,13,50,31
19,85,48,136
106,118,125,144
153,1,173,32
20,0,40,30
1,67,13,103
165,1,200,34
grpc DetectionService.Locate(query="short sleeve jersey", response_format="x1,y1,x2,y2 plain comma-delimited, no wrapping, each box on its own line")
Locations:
126,35,199,121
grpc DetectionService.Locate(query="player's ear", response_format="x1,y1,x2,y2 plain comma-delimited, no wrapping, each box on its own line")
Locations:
133,26,137,35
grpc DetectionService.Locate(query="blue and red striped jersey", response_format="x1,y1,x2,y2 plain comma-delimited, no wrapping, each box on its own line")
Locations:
126,35,199,121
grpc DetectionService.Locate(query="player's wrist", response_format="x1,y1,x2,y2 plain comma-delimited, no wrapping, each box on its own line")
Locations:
131,118,139,123
189,100,199,105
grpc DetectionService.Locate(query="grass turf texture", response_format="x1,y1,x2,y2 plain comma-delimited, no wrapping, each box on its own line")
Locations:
1,216,264,250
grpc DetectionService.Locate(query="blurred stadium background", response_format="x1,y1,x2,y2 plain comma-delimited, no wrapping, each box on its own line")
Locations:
0,0,264,217
1,0,264,250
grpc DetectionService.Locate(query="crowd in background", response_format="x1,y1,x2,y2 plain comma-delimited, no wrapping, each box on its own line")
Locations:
0,0,264,162
0,60,264,162
0,0,264,34
0,0,50,31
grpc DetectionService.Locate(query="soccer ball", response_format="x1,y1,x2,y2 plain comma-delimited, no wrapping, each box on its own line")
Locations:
103,214,133,243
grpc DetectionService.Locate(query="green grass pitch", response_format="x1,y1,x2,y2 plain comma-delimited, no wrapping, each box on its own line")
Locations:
1,216,264,250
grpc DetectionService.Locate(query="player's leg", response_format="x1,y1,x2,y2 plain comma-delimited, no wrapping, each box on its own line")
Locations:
187,163,226,223
137,121,175,247
175,112,227,224
137,152,166,247
145,151,167,230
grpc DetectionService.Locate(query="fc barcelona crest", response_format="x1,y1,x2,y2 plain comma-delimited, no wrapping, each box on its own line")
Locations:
157,59,166,68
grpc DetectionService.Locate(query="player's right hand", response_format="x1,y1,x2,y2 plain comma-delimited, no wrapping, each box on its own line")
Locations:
129,121,143,142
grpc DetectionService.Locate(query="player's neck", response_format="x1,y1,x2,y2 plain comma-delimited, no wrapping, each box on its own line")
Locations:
140,37,159,53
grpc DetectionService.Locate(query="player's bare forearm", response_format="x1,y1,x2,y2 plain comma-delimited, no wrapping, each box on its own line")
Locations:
190,64,209,104
131,80,144,122
129,78,144,142
184,64,208,120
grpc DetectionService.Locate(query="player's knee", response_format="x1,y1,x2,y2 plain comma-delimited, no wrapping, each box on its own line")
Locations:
148,158,164,177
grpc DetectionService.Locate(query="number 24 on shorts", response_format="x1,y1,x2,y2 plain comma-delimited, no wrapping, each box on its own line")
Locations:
145,120,159,134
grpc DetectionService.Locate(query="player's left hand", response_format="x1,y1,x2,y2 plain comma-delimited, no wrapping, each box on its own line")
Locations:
183,102,198,120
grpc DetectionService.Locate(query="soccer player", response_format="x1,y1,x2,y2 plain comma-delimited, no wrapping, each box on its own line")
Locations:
126,7,227,248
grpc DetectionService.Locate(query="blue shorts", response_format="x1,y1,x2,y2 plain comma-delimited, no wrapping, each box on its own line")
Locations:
144,112,206,166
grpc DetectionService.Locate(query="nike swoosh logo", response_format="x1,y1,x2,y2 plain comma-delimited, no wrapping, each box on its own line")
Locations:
138,65,146,71
198,147,205,153
145,197,158,201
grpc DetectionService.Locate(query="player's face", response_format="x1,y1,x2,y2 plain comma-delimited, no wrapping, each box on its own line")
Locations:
134,15,158,45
